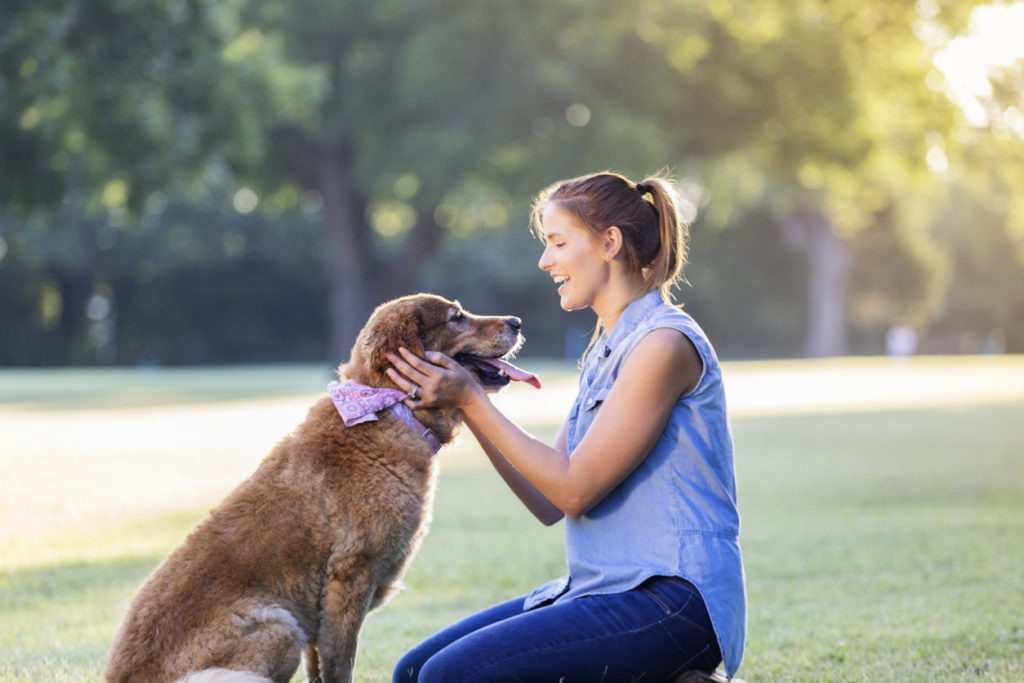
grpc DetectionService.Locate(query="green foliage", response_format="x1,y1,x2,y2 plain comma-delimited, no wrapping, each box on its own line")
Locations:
927,181,1024,353
684,209,808,358
0,0,323,210
1,0,1023,363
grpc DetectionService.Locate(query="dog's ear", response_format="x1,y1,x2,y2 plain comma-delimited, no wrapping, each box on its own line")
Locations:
360,302,426,378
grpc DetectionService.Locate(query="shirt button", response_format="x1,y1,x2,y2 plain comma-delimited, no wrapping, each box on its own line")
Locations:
585,398,596,408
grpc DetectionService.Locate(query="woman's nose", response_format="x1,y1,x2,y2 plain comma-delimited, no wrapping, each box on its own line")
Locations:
538,247,552,271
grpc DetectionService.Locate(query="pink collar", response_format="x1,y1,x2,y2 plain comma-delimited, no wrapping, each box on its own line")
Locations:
328,380,442,454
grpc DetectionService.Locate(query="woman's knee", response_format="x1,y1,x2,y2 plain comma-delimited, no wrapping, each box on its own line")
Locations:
416,651,455,683
392,647,427,683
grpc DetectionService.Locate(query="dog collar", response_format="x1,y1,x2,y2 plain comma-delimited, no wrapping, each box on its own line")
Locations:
327,380,442,454
386,401,443,454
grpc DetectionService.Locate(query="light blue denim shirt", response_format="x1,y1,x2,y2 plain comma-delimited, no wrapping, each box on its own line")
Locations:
525,290,746,678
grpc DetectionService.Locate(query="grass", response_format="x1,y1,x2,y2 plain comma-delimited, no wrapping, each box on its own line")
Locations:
2,356,1023,681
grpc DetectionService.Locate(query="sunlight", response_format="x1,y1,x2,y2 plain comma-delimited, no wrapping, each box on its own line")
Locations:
4,357,1023,541
931,2,1024,132
723,355,1024,417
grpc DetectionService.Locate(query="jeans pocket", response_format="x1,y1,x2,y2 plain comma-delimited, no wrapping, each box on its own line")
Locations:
637,576,694,616
638,577,717,640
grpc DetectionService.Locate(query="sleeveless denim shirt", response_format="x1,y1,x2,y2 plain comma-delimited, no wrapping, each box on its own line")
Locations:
524,290,746,678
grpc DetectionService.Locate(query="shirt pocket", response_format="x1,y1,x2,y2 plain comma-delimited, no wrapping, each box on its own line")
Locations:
581,385,612,412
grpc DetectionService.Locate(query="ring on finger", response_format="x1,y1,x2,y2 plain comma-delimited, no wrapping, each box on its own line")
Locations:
407,386,419,400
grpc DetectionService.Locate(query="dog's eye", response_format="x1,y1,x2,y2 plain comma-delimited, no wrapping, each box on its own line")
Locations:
450,311,465,323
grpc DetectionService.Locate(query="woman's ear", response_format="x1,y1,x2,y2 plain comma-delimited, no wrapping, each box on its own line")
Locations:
602,226,624,261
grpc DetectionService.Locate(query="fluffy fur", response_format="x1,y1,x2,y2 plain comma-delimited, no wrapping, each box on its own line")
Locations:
105,294,525,683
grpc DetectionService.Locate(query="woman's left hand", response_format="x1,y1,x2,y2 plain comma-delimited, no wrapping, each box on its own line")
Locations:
386,347,483,410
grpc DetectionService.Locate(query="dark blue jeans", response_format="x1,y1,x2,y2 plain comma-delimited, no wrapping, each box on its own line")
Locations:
393,576,722,683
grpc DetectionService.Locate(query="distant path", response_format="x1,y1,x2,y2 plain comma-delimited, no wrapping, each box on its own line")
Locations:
723,355,1024,416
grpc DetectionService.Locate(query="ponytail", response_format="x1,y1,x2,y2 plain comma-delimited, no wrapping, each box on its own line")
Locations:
638,176,688,301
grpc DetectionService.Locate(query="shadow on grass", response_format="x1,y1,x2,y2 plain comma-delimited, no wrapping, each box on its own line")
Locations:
1,554,160,612
0,364,333,411
0,554,164,679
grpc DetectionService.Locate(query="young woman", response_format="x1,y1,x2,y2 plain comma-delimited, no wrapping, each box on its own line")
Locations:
386,171,746,682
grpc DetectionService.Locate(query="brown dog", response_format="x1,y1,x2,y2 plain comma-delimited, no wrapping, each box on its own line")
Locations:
104,294,537,683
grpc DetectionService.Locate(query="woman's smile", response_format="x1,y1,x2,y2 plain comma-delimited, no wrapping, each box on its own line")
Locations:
537,204,606,312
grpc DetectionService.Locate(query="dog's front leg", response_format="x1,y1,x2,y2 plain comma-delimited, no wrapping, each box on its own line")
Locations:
303,643,323,683
316,559,377,683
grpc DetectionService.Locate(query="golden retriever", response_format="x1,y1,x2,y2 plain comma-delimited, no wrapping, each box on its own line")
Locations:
105,293,536,683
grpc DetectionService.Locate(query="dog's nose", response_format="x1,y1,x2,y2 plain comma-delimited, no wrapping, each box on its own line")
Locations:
507,317,522,331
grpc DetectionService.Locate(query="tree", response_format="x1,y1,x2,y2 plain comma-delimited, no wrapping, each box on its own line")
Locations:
682,0,986,356
4,0,1017,365
238,0,713,361
241,0,818,361
254,0,989,359
0,0,322,362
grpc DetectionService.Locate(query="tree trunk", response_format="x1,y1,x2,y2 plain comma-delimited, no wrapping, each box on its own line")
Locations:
54,267,94,364
316,143,374,366
383,211,445,298
314,146,449,365
782,208,852,357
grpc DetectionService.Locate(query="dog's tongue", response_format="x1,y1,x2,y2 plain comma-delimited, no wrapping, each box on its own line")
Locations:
479,357,541,389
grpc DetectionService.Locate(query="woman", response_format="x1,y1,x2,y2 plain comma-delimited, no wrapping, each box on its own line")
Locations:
387,171,746,682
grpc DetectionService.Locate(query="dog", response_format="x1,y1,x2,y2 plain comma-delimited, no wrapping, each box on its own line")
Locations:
104,293,538,683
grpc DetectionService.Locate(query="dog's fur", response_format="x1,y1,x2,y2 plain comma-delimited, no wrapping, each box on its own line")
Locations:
105,294,525,683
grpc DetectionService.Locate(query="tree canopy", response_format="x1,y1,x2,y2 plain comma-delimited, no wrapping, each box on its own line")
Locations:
2,0,1021,365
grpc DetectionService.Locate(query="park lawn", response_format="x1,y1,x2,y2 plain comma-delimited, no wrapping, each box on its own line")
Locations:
1,357,1023,682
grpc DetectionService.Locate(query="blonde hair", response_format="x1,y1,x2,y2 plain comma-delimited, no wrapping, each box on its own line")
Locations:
530,171,689,302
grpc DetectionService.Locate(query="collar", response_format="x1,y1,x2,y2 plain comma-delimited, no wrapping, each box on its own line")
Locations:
599,290,665,358
327,380,442,454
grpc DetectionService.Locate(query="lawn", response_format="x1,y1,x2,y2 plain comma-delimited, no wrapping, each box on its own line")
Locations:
2,356,1023,682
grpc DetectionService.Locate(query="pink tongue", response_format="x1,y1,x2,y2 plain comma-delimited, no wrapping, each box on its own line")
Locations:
478,357,542,389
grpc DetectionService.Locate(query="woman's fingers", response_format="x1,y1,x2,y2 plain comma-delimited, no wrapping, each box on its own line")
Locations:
388,347,480,409
384,351,428,405
423,350,462,371
384,367,416,393
388,349,432,384
384,368,425,409
398,346,452,377
388,348,454,408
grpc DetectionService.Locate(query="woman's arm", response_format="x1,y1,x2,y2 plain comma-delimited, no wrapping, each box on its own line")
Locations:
468,419,567,526
386,350,565,524
387,327,701,518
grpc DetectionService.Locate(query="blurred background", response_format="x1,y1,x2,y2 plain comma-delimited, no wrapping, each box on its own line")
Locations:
2,0,1023,367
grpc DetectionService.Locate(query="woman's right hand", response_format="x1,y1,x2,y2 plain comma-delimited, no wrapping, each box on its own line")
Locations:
385,347,484,411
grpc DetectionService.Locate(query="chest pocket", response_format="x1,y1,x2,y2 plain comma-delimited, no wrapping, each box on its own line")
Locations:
582,385,612,412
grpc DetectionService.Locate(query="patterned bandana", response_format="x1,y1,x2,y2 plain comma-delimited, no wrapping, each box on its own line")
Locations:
328,380,442,453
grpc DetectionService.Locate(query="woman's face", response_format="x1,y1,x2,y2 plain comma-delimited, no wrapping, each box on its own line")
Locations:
537,203,609,312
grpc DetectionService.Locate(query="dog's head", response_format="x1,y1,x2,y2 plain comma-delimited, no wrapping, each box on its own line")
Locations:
341,293,527,392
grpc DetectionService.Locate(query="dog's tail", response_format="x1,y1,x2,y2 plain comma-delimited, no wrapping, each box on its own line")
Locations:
175,669,274,683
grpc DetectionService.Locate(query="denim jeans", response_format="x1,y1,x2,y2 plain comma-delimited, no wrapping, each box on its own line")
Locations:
392,576,722,683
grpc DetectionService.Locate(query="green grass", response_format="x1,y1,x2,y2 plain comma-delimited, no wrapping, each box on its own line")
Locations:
0,364,336,410
1,357,1023,681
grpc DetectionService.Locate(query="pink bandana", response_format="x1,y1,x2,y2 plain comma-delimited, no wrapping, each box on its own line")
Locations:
328,380,407,426
328,380,441,453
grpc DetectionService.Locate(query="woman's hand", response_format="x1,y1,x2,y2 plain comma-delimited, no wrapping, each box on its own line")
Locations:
385,347,484,410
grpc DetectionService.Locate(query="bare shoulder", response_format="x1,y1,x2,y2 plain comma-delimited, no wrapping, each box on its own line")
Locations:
622,327,703,397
